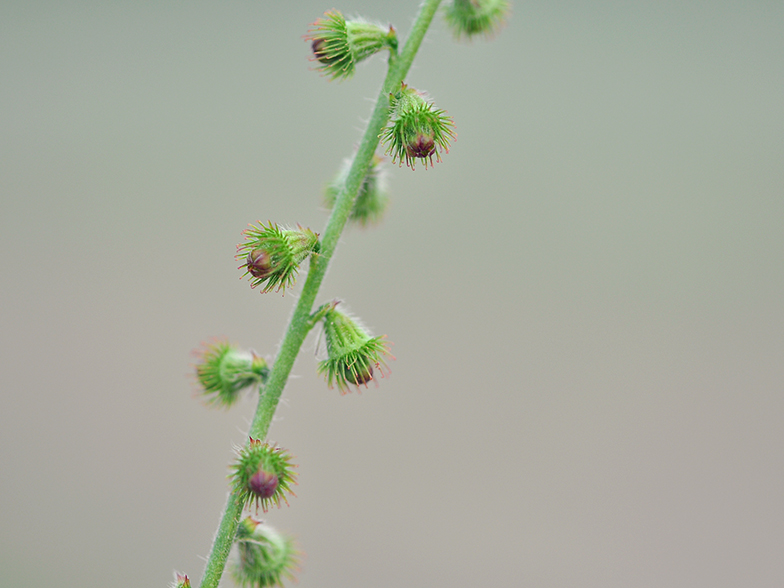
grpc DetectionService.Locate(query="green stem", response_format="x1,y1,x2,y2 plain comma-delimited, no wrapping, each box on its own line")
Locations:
198,2,443,587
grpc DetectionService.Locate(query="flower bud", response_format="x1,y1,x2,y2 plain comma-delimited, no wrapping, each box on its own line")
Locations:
171,572,191,588
324,154,389,227
231,438,297,512
246,248,273,280
443,0,511,40
306,10,398,80
237,222,320,294
317,302,393,394
380,83,456,170
233,517,300,588
194,340,269,408
248,469,278,500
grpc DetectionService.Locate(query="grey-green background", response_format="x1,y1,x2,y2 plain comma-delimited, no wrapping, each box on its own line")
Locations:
1,1,782,586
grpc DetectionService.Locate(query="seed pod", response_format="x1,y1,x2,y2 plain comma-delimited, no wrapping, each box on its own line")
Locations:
317,301,393,394
236,222,319,294
306,10,397,80
380,83,456,170
231,439,297,512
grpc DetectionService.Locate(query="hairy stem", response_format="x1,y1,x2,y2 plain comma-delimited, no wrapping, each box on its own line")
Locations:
198,2,443,586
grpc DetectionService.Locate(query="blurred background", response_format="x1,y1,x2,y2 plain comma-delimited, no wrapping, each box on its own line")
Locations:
1,1,783,586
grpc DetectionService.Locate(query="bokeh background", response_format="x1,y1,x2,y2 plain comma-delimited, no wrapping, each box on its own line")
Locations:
2,1,783,586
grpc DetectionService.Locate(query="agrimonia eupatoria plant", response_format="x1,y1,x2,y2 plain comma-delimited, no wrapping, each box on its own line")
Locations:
194,340,269,408
237,222,320,294
443,0,511,39
381,82,457,169
233,517,300,587
317,301,394,394
231,439,298,513
306,10,398,80
184,2,510,586
324,154,389,226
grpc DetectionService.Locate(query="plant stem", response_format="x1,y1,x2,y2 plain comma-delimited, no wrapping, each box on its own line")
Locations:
198,2,443,586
